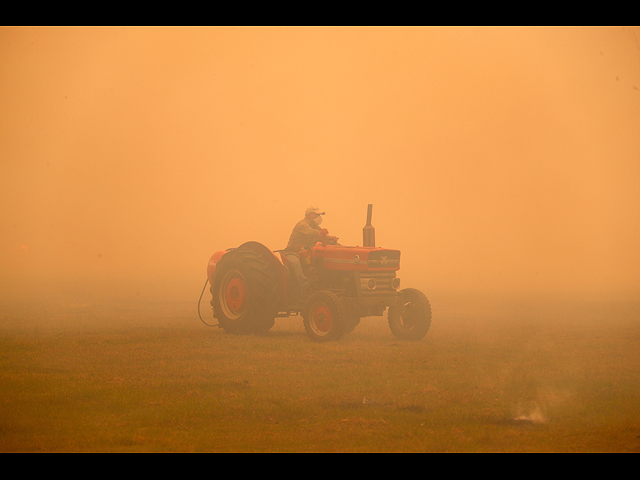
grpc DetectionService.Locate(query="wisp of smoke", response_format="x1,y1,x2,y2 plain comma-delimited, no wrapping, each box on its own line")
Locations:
514,406,548,424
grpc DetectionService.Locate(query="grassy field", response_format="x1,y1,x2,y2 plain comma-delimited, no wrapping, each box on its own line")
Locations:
1,293,639,452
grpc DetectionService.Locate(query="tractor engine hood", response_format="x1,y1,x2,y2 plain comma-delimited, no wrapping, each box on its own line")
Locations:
311,244,400,271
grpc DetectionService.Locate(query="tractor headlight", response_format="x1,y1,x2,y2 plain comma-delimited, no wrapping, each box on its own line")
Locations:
391,277,401,290
367,278,376,290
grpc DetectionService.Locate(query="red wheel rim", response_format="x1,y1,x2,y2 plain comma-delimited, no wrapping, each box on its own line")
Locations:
311,304,332,333
225,277,245,314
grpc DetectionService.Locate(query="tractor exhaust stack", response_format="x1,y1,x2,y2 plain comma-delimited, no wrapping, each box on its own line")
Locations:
363,204,375,247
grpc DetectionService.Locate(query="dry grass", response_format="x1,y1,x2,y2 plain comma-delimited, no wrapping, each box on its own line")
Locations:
1,293,639,452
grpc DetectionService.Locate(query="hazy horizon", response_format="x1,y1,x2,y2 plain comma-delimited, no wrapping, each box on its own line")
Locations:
2,27,639,305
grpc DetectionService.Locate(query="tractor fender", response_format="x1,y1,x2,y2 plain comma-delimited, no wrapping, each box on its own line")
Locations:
207,250,228,285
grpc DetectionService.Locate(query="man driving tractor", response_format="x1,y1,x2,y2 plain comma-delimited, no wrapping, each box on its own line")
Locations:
204,204,432,342
284,206,338,298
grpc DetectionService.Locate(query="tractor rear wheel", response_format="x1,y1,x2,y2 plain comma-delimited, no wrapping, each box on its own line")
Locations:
388,288,431,341
211,248,279,335
303,290,347,342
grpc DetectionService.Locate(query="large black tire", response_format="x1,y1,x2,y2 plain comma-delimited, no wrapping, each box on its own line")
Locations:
303,290,347,342
388,288,431,341
211,247,280,335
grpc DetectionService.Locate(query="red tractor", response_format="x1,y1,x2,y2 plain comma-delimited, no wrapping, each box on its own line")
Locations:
204,205,431,342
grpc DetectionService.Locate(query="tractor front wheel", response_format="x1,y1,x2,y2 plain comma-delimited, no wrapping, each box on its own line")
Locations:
388,288,432,341
303,290,346,342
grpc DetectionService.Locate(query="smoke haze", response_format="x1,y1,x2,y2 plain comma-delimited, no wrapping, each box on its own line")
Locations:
2,27,639,305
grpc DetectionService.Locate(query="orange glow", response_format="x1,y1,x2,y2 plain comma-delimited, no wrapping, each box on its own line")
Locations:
1,27,639,302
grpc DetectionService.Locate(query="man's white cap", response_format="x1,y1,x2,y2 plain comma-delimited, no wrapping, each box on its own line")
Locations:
305,206,325,216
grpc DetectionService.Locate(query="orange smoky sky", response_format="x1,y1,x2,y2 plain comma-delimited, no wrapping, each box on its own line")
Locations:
1,27,639,301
